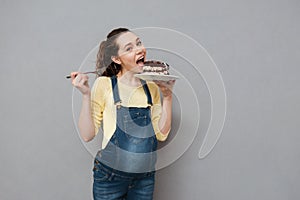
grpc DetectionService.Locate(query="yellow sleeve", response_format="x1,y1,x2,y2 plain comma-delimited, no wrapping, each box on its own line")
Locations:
90,77,109,135
148,82,170,141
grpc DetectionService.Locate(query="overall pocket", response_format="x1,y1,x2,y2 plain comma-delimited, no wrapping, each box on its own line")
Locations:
93,159,110,181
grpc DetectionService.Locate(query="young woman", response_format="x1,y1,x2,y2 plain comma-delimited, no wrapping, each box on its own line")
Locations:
70,28,175,200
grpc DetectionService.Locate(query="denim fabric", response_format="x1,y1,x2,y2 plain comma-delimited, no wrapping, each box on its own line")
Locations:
93,159,155,200
98,105,158,173
93,76,157,200
97,76,157,173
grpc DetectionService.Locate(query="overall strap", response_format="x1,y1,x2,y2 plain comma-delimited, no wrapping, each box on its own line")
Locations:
140,79,153,106
110,76,122,105
111,76,153,106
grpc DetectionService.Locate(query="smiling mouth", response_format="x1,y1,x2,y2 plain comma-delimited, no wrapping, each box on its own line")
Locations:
136,57,145,65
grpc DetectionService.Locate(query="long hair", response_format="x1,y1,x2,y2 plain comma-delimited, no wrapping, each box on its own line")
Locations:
96,28,130,77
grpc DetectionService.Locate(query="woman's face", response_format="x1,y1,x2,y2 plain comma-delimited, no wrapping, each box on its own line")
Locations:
113,32,146,74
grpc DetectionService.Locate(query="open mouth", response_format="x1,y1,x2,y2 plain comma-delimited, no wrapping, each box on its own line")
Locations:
136,56,145,65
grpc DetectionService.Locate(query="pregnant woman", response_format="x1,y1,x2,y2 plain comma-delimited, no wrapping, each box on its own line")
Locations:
70,27,175,200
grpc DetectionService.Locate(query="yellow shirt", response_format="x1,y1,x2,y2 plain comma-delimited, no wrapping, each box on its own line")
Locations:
91,76,169,149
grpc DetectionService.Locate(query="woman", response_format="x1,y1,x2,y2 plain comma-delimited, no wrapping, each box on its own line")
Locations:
70,28,175,200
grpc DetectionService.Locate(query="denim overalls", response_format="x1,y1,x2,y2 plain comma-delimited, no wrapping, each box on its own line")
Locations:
97,76,157,173
93,76,158,200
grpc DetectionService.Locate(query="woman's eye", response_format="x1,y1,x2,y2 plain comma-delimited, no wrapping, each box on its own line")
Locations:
126,47,133,51
137,41,142,46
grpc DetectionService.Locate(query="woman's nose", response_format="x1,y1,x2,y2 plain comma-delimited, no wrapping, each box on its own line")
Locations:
135,46,145,54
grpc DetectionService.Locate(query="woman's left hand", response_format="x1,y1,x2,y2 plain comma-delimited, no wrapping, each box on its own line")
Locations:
154,80,176,98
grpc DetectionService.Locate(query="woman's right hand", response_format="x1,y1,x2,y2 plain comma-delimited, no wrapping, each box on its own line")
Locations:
70,72,90,95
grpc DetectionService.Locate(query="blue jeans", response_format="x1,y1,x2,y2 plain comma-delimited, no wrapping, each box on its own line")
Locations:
93,159,155,200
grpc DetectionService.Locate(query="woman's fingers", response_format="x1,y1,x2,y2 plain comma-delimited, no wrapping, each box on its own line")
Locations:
154,80,176,88
70,72,79,80
70,72,90,94
154,80,176,97
71,73,83,84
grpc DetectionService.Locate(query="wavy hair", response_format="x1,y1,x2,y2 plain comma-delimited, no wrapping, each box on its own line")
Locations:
96,28,130,77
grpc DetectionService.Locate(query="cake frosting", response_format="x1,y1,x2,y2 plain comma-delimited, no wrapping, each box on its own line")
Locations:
142,60,170,75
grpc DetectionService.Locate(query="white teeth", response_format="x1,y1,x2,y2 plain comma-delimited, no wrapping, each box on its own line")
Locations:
137,56,144,63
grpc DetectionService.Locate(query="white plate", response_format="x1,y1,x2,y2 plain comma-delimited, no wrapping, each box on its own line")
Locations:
135,74,179,81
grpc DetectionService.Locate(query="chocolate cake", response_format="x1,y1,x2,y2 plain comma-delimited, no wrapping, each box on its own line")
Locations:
142,60,170,75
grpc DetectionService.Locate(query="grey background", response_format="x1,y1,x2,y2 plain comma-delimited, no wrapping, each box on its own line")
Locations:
1,0,299,199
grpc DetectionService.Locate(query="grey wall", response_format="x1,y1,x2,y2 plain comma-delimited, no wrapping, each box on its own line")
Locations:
1,0,299,199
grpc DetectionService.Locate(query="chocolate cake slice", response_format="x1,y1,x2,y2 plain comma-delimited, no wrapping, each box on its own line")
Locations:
142,60,170,75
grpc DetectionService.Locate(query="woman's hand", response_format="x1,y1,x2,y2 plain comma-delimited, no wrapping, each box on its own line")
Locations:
154,80,176,98
154,80,176,136
70,72,95,142
70,72,90,95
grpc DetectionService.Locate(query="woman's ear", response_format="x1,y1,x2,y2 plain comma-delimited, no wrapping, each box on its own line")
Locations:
111,56,122,65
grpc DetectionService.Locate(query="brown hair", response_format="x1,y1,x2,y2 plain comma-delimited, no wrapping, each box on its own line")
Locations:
96,28,130,77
